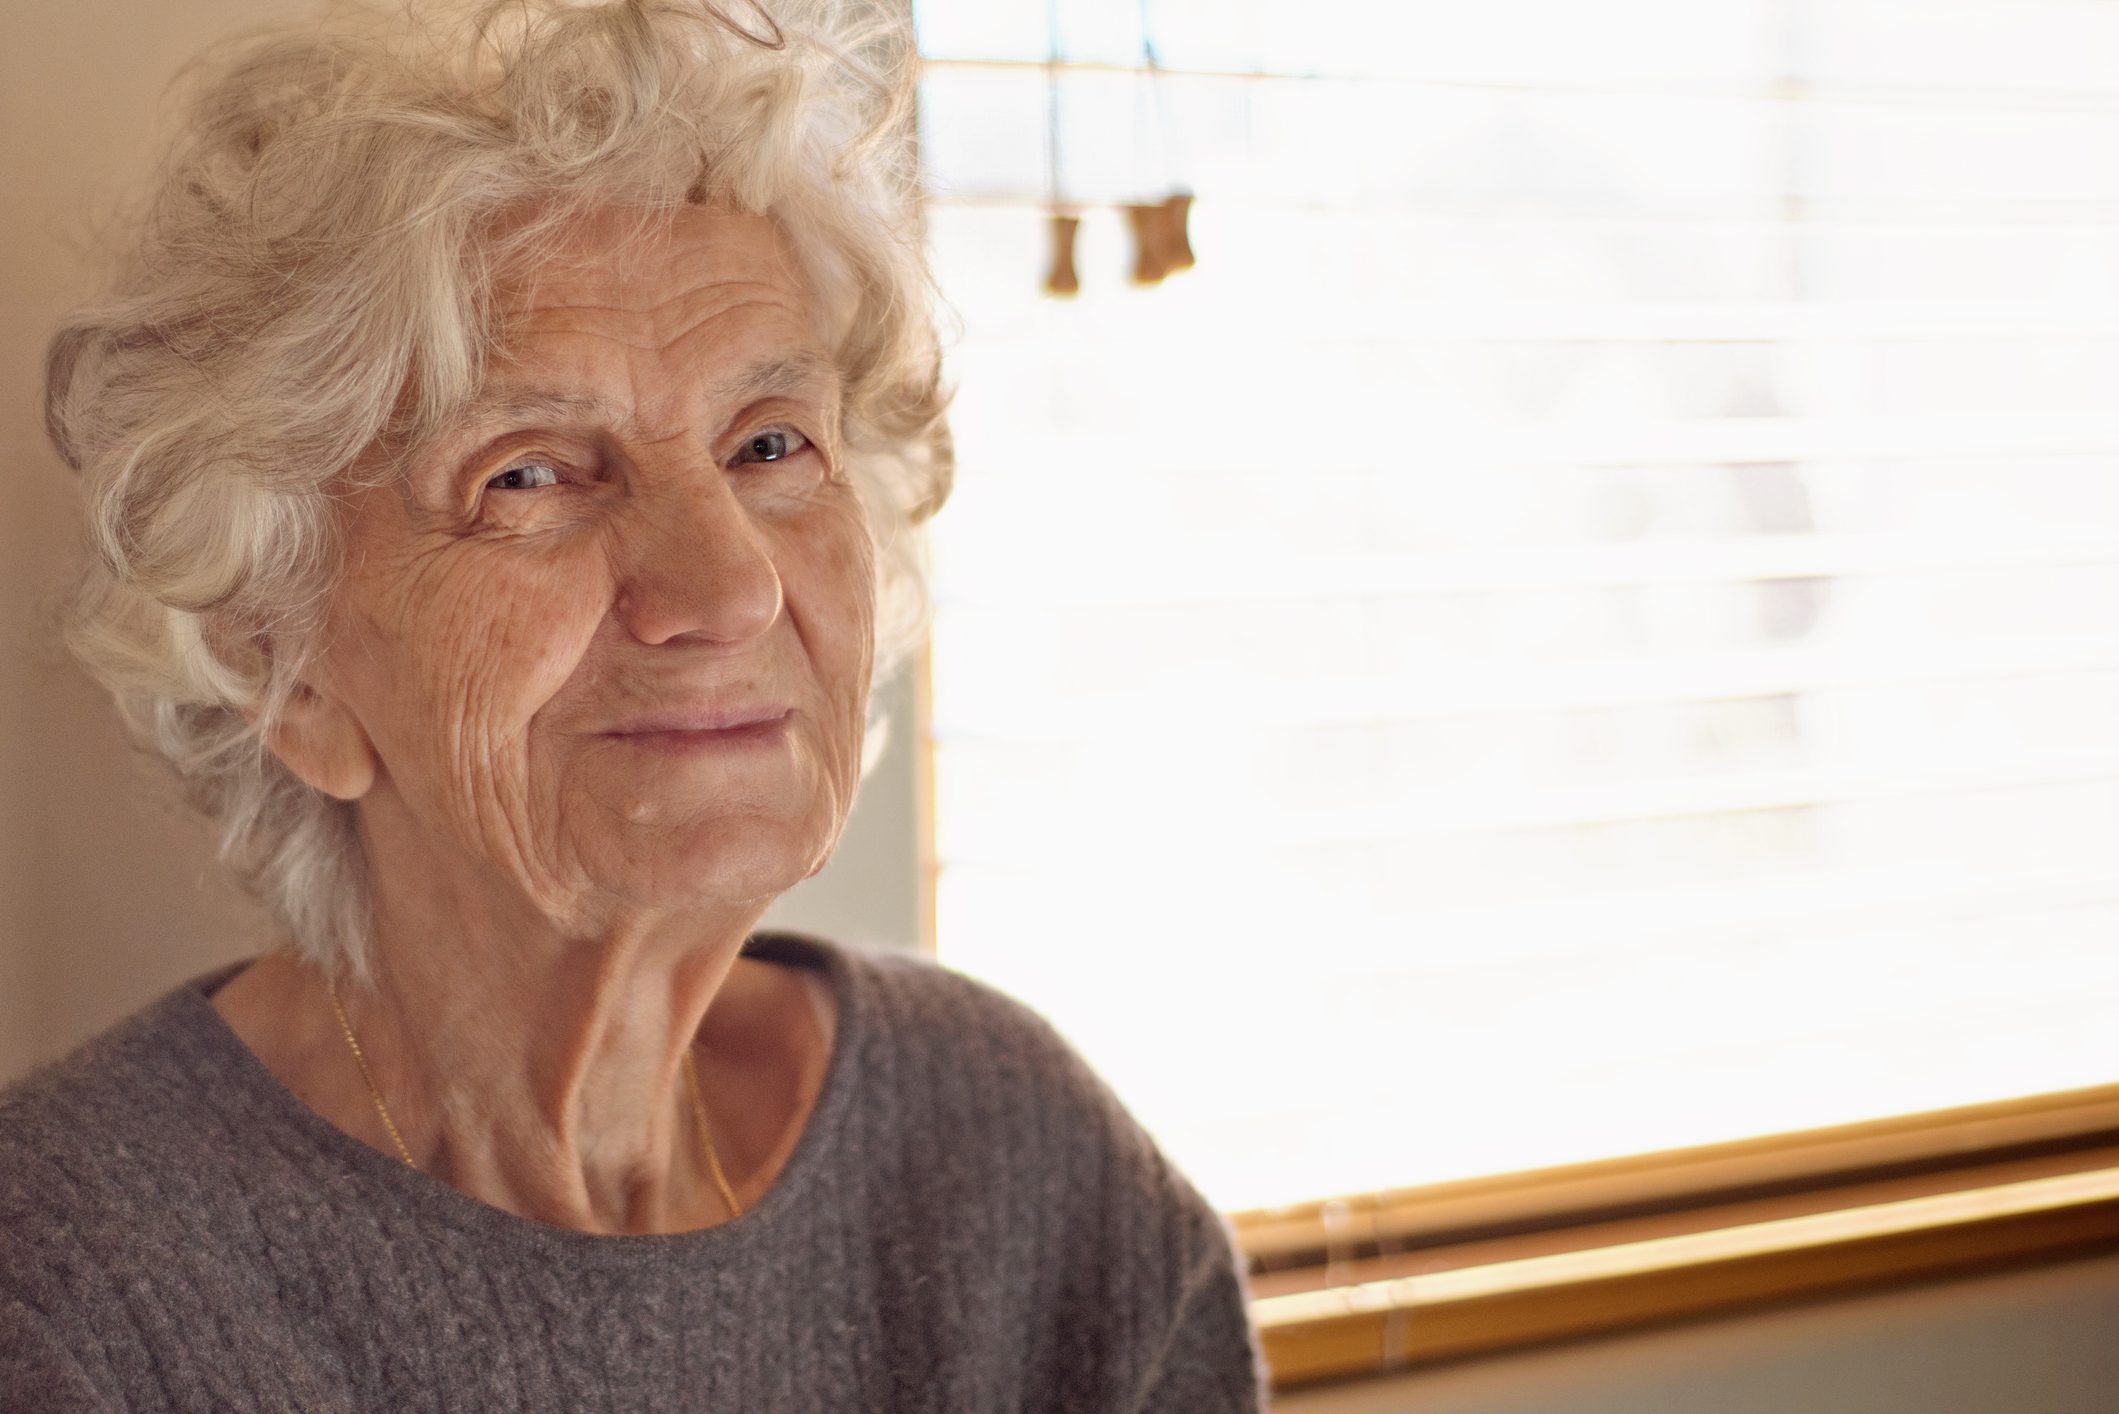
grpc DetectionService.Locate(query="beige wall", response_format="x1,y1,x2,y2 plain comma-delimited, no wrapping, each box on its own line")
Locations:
0,0,919,1086
2,0,292,1084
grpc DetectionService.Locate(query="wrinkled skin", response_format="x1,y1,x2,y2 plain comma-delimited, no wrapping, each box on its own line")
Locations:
211,204,869,1234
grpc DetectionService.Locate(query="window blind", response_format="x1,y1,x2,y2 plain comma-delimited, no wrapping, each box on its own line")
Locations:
912,0,2119,1217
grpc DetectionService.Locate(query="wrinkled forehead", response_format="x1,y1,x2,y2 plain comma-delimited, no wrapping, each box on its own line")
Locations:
484,203,828,372
373,203,841,476
490,202,814,309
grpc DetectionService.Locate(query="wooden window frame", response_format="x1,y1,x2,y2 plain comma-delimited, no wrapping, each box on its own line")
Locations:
914,643,2119,1392
1232,1083,2119,1391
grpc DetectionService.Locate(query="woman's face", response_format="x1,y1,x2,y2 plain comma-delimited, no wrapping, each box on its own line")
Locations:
295,204,875,922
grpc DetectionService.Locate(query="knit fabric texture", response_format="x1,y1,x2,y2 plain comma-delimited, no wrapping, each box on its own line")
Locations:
0,931,1271,1411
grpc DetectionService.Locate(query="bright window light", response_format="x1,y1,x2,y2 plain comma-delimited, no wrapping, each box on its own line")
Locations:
916,0,2119,1215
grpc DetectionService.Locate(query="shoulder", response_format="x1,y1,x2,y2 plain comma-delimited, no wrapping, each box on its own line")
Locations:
823,934,1230,1245
0,991,199,1190
763,930,1084,1074
837,940,1154,1149
0,973,242,1303
821,940,1268,1408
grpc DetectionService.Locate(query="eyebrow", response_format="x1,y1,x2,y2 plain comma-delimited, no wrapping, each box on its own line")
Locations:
447,349,840,444
713,349,837,408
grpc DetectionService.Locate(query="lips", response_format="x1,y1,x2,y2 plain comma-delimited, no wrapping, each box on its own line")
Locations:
605,705,792,735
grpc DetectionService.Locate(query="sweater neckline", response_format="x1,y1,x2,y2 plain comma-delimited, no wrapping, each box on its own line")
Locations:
167,929,864,1262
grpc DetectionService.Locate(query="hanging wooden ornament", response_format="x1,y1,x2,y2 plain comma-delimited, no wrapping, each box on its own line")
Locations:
1126,202,1172,285
1158,190,1194,274
1045,212,1082,296
1126,0,1194,287
1040,0,1081,297
1124,190,1194,286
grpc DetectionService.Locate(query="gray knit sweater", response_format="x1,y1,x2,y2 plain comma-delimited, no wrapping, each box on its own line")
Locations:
0,932,1271,1411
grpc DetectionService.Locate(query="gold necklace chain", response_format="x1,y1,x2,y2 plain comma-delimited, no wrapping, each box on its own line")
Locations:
324,975,743,1220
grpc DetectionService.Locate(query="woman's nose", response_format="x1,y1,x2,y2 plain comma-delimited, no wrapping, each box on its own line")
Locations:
611,471,783,647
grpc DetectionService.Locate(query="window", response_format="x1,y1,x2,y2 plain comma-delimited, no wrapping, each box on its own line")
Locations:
911,0,2119,1385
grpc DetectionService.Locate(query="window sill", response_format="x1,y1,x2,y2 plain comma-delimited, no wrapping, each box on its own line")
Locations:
1229,1084,2119,1391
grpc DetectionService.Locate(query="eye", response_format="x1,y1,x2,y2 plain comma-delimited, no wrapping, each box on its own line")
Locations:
733,427,810,466
486,459,561,491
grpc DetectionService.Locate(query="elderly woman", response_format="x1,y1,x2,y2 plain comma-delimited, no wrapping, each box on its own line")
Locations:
0,1,1267,1408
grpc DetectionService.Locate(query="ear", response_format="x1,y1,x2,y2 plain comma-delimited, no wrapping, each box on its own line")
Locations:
263,675,380,802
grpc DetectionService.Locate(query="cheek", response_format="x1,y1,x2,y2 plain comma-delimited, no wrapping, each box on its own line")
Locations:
481,565,604,703
811,511,880,783
352,543,610,759
791,502,877,676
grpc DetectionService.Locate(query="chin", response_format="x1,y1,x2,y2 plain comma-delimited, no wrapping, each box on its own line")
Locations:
587,811,841,908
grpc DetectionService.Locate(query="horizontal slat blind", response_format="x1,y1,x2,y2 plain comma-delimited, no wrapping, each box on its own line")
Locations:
914,0,2119,1214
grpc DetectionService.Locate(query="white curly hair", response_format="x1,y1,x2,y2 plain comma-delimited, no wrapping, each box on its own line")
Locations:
42,0,953,987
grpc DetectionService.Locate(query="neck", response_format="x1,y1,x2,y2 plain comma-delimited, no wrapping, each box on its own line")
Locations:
214,901,807,1237
351,902,770,1233
208,769,844,1235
